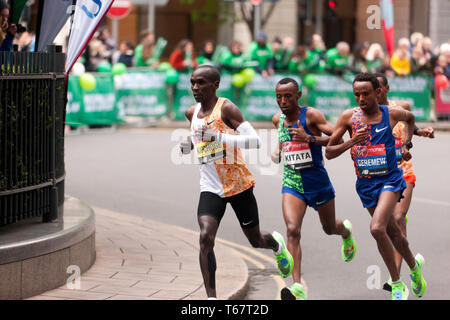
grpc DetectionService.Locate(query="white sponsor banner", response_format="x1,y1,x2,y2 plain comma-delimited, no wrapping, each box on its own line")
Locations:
66,0,115,73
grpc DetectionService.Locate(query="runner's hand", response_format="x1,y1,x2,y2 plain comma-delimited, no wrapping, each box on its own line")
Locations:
417,127,434,139
401,146,412,161
351,127,369,145
180,136,193,155
271,150,281,164
194,125,216,142
288,121,309,142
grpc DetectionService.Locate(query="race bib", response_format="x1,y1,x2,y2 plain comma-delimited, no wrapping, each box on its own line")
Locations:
196,140,226,164
282,141,314,170
355,144,388,177
395,138,403,166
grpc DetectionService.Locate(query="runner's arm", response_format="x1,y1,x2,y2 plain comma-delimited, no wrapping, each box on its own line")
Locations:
325,110,366,159
215,100,261,149
180,107,195,154
389,107,415,146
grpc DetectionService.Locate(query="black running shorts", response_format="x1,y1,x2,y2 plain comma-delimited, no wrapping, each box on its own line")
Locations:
197,187,259,229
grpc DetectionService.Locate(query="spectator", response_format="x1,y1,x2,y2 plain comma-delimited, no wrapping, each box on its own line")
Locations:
112,40,135,67
398,37,411,56
409,32,423,53
98,27,115,54
17,31,35,52
197,40,215,66
0,1,17,52
270,36,295,72
410,46,432,74
419,37,438,74
349,42,369,73
325,41,350,75
378,55,396,77
271,36,284,71
287,45,308,74
246,30,274,77
169,39,196,71
219,40,246,73
134,30,158,67
366,43,385,73
83,33,110,72
391,48,411,76
434,54,450,79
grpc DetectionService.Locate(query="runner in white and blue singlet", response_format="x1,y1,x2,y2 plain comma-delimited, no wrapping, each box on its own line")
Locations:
326,73,426,300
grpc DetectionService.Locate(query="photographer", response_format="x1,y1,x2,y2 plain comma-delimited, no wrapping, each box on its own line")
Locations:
0,0,17,52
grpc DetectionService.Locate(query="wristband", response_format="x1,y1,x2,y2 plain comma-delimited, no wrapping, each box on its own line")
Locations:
413,125,419,135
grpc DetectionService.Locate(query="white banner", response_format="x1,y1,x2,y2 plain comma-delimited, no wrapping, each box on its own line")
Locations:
66,0,115,73
37,0,74,52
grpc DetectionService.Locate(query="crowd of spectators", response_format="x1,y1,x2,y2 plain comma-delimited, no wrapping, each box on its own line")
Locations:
74,28,449,83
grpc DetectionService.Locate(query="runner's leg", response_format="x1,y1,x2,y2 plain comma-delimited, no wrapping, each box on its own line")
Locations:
317,199,350,238
392,183,414,272
282,193,307,284
198,215,220,298
368,190,415,282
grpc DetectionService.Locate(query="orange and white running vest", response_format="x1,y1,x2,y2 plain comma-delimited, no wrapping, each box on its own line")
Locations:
388,100,415,178
190,97,255,197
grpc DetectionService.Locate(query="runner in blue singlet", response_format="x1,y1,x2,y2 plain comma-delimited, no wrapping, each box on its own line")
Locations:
325,73,426,300
271,78,355,300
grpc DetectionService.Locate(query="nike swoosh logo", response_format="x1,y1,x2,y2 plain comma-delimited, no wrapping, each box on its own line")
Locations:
375,127,388,133
242,220,253,226
206,120,216,125
383,185,394,189
316,200,327,206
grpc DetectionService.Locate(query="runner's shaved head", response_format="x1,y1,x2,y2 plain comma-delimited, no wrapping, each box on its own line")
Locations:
194,65,221,84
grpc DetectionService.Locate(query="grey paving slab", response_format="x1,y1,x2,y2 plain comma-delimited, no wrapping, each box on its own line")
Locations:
28,206,249,300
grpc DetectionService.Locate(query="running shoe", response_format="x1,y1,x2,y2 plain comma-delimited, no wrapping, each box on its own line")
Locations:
272,231,293,278
281,283,306,300
391,281,409,300
341,220,356,262
410,253,427,298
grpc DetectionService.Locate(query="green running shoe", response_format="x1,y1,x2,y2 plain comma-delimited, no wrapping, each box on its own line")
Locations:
410,253,427,298
272,231,293,278
341,220,356,262
281,283,306,300
391,281,409,300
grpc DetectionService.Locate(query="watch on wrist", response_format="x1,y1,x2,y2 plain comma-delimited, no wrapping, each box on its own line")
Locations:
403,141,413,150
308,135,316,144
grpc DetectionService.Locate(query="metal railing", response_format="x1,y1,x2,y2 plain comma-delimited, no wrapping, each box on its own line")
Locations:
0,46,66,226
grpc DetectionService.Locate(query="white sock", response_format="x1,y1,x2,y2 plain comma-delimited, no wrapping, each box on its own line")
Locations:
274,242,282,255
207,297,217,300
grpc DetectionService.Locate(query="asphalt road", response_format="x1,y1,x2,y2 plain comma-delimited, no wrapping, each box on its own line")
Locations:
65,127,450,300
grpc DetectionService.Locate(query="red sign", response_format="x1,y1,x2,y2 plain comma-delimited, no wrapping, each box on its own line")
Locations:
107,0,132,19
436,85,450,115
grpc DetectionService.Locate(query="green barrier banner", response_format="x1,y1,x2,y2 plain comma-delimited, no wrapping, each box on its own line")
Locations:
173,72,234,120
82,75,119,125
385,75,431,121
240,73,302,121
116,69,168,117
307,74,431,121
66,76,84,128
